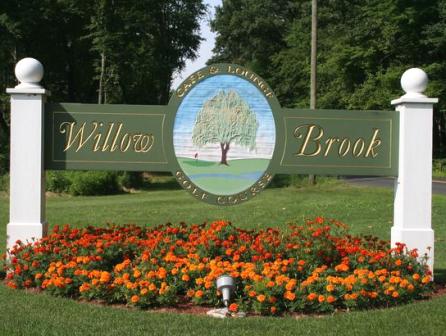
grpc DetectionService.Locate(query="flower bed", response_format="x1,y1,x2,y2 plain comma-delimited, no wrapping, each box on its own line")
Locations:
2,218,432,315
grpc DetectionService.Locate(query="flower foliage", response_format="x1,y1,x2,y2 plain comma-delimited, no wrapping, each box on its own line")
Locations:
3,218,432,315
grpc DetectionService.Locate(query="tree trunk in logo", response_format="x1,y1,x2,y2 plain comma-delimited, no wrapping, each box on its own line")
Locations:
220,142,230,165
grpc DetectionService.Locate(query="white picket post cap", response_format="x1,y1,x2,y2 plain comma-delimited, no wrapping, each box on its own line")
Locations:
401,68,428,98
14,57,44,89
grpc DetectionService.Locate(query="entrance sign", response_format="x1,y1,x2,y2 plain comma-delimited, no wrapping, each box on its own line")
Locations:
5,58,438,272
45,64,398,204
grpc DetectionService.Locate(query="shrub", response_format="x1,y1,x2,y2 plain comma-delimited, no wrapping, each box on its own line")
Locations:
118,172,144,189
3,218,432,315
68,171,121,196
46,171,71,193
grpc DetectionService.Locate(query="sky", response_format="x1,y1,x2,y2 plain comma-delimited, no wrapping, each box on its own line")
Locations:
172,0,222,89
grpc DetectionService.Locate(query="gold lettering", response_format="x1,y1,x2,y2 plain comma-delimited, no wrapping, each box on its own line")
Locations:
132,134,143,152
120,133,131,152
352,138,365,157
177,86,185,98
140,135,154,153
101,123,114,152
338,139,351,157
110,123,123,152
182,180,192,189
209,66,219,74
295,124,323,157
93,132,102,152
365,129,382,158
59,121,98,152
324,138,339,156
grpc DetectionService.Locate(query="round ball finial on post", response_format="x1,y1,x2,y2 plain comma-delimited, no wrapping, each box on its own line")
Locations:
400,68,428,98
14,57,44,89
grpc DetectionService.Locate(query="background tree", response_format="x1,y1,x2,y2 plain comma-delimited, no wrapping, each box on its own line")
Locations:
210,0,446,157
0,0,206,175
192,90,258,165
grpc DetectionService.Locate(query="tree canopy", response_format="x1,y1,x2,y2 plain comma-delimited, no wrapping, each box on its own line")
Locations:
0,0,206,173
192,90,258,165
210,0,446,157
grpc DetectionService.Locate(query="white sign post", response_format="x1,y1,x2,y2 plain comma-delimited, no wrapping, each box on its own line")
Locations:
6,58,48,251
392,68,438,272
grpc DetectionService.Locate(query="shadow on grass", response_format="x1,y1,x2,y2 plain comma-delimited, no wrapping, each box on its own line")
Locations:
141,179,181,191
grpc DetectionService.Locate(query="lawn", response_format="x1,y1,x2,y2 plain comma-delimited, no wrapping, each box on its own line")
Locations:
1,181,446,335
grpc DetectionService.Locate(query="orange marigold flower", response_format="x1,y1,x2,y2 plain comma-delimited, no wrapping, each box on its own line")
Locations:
257,294,266,303
326,284,335,292
422,276,431,284
284,291,296,301
248,290,256,298
195,290,204,298
307,292,317,301
35,273,43,280
395,259,402,266
335,263,349,272
266,281,275,288
412,273,420,281
229,303,239,312
285,280,296,291
79,282,90,293
326,295,336,303
186,289,195,297
7,281,17,289
407,284,415,292
100,271,111,283
318,295,325,303
131,295,139,303
181,274,190,282
270,306,277,314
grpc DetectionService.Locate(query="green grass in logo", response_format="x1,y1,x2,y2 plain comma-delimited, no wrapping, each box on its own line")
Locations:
177,157,270,195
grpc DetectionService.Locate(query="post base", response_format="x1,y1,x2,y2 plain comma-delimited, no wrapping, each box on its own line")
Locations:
391,226,434,273
6,222,48,252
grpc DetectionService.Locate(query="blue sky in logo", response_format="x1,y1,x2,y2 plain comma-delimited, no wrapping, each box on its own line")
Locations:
174,75,276,161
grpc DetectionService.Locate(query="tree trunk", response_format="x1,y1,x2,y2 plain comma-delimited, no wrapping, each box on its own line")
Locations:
98,52,106,104
220,142,230,165
309,0,318,186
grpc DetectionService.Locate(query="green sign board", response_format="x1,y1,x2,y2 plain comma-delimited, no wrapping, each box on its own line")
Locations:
45,64,399,205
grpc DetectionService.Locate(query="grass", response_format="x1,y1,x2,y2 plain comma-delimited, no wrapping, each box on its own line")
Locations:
1,182,446,335
177,157,269,194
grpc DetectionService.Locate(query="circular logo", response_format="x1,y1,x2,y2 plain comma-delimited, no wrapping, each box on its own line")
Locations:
167,64,280,205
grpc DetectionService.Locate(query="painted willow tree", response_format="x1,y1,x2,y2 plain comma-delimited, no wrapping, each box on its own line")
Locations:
192,90,258,165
